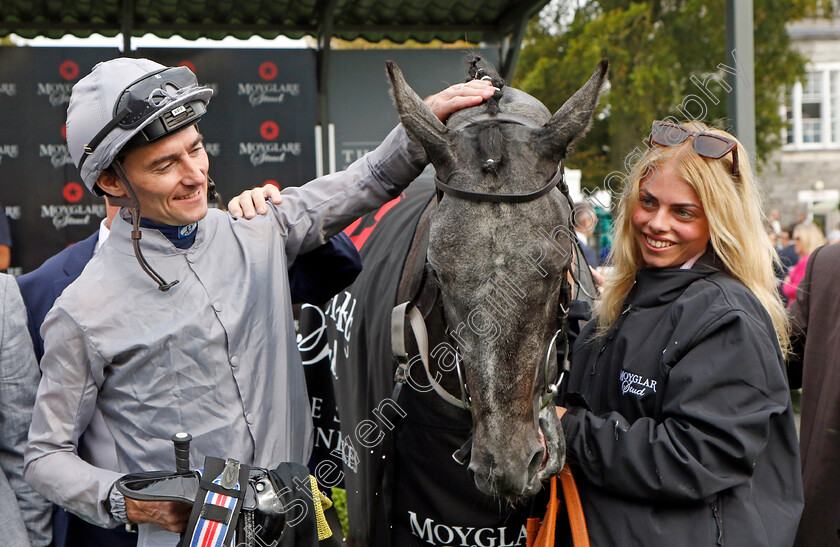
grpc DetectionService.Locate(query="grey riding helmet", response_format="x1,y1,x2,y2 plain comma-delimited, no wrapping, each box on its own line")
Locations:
66,57,213,195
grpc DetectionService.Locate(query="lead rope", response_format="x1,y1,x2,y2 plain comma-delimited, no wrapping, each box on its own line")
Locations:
526,464,590,547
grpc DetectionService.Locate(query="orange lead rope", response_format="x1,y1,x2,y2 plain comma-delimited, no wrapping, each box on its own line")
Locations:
526,463,591,547
559,464,590,547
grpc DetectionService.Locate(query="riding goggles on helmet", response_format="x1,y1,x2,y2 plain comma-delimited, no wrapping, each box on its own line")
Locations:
648,120,739,177
79,66,206,175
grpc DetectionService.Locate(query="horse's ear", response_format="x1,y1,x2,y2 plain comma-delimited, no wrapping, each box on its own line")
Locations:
537,59,609,161
386,61,454,168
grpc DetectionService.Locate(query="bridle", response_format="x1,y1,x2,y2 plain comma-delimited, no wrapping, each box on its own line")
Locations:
391,106,579,422
433,111,565,205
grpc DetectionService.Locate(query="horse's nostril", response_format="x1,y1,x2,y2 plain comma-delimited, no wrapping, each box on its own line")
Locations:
527,447,545,482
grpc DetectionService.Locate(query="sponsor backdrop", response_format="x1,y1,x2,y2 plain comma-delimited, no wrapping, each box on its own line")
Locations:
0,47,495,276
0,47,118,276
0,47,317,275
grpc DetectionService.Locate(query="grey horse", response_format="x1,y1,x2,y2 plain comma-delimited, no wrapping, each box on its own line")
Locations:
386,57,608,500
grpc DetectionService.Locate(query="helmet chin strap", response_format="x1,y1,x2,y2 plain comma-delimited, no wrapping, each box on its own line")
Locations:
110,160,180,292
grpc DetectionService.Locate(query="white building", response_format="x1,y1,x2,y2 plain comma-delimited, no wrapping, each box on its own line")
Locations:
763,7,840,233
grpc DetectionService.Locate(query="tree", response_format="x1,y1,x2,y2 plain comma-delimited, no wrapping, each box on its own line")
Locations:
513,0,830,190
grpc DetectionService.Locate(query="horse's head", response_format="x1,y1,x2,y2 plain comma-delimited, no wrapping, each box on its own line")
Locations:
387,58,607,500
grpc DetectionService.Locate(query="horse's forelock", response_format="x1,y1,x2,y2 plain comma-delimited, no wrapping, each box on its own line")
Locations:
478,122,504,173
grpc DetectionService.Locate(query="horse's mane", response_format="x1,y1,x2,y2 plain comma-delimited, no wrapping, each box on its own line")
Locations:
467,56,505,173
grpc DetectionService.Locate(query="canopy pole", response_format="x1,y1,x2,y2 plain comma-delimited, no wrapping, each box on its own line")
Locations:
316,0,338,174
121,0,134,54
495,0,547,81
725,0,756,163
499,16,528,82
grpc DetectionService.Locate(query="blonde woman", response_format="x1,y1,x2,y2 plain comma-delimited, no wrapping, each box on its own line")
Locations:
783,223,825,305
557,121,803,547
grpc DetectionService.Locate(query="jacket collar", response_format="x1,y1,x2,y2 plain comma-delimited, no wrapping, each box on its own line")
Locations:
109,208,209,257
629,246,724,308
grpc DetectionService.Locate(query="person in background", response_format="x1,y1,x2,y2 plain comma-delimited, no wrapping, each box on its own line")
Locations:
767,207,782,237
573,201,599,268
776,225,799,306
0,273,52,546
783,223,825,306
558,120,802,547
0,204,11,271
778,225,799,272
786,243,840,547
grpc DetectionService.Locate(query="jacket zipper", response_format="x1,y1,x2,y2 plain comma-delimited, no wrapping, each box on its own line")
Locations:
711,499,723,545
591,304,633,375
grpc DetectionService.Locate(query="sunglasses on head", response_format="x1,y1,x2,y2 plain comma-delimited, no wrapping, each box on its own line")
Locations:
114,66,198,129
648,120,739,177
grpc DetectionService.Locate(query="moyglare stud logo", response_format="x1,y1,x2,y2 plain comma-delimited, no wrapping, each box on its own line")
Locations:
4,205,21,221
41,202,105,230
0,83,17,97
59,60,80,81
238,142,302,167
39,144,74,168
178,61,197,74
37,82,74,107
0,144,19,164
259,61,278,81
619,369,657,397
260,121,280,141
203,142,221,157
62,182,84,203
238,63,300,106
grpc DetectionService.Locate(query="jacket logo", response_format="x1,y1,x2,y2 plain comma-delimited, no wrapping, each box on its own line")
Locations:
620,370,657,397
408,511,526,546
178,223,197,238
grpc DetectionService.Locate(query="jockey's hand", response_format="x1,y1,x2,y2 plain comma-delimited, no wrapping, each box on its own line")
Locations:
125,498,192,533
228,183,283,219
424,79,496,123
555,406,567,420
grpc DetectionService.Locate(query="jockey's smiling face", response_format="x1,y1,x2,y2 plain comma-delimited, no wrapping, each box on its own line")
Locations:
97,125,210,226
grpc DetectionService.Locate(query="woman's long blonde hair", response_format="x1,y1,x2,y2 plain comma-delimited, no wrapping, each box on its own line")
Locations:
793,223,825,257
597,120,790,355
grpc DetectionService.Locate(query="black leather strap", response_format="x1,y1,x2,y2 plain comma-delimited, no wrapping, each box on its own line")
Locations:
434,165,563,204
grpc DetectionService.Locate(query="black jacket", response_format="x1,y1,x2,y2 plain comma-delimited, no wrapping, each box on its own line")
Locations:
561,253,803,547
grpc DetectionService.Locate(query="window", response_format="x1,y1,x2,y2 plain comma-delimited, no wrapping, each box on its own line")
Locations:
783,66,840,150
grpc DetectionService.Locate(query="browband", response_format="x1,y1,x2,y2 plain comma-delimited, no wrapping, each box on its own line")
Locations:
434,165,564,204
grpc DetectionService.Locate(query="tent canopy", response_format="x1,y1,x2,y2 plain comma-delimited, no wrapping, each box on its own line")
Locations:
0,0,547,45
1,0,550,173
